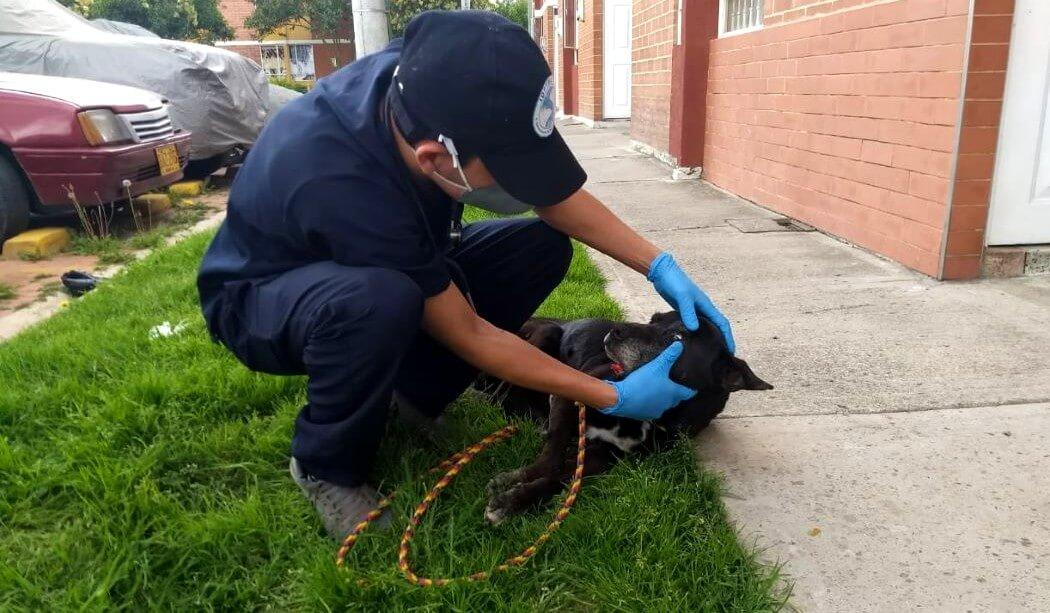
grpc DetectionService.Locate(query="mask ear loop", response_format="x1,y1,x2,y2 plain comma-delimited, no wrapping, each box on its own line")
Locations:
437,134,472,191
436,134,467,253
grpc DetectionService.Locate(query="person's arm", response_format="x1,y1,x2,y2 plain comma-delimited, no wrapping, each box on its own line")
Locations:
536,189,737,353
423,283,618,408
535,188,660,274
422,283,695,418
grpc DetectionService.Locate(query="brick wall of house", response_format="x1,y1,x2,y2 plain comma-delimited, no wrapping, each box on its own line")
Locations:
535,6,562,109
577,0,604,120
630,0,676,151
541,7,558,76
762,0,928,26
702,0,971,277
219,0,255,39
941,0,1013,279
554,9,571,110
227,44,262,65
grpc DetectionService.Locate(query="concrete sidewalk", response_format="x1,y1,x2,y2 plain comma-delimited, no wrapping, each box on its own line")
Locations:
562,121,1050,612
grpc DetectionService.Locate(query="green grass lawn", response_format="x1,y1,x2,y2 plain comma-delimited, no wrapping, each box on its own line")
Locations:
0,218,785,610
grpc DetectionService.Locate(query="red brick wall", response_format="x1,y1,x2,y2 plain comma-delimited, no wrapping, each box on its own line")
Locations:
227,44,261,65
578,0,605,120
536,0,604,121
545,7,558,69
703,0,970,277
630,0,676,150
536,6,574,111
554,28,566,108
941,0,1014,279
219,0,255,40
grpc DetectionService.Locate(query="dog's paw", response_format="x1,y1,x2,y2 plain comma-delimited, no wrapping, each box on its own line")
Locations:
484,486,523,525
484,501,510,525
486,467,527,496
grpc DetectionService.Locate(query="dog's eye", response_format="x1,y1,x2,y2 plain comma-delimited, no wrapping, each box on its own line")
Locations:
672,333,683,342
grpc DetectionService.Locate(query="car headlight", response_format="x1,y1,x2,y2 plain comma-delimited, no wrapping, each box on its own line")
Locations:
77,109,134,146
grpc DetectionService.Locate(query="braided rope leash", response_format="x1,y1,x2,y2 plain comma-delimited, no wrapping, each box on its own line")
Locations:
336,401,588,586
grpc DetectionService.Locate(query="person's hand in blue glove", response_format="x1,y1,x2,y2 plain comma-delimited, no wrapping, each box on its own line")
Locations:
601,341,697,421
647,252,736,354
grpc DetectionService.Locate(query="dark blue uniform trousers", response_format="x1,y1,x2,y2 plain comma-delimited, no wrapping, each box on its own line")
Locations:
223,218,572,486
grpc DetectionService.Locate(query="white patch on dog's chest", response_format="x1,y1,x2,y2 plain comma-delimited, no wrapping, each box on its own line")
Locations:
586,422,651,453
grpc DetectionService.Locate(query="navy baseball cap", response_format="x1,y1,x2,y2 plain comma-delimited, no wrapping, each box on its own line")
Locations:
388,10,587,207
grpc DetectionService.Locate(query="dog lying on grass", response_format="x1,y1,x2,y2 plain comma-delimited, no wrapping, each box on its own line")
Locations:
481,312,772,524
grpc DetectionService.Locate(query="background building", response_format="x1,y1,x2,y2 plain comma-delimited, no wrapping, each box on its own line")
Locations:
215,0,355,84
536,0,1044,280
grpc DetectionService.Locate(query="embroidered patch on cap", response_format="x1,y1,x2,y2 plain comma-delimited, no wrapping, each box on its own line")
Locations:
532,76,555,138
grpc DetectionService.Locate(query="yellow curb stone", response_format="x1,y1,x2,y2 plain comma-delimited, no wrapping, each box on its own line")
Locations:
168,181,204,197
132,194,172,215
2,227,71,260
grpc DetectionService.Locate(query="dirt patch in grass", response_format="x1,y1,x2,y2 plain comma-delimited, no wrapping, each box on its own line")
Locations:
0,254,100,313
0,189,226,317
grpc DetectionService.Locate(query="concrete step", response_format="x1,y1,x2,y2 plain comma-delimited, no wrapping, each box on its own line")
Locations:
168,180,204,198
2,227,71,260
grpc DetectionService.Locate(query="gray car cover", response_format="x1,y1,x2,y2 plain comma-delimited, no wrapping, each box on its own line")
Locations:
90,19,161,38
0,0,288,160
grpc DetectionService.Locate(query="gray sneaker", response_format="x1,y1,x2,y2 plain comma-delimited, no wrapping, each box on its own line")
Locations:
289,457,390,539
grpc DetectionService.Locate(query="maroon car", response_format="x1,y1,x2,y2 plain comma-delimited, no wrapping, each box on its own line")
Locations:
0,72,191,239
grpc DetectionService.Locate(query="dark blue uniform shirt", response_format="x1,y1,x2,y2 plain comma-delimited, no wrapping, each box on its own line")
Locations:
198,40,452,335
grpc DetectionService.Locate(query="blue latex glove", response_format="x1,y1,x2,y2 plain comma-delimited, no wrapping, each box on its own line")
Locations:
647,251,736,354
601,342,698,421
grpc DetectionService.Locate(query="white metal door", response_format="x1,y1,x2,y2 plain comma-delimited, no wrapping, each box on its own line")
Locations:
603,0,632,119
986,0,1050,245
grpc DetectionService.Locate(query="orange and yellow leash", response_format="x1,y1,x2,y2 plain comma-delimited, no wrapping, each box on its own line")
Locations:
336,401,588,586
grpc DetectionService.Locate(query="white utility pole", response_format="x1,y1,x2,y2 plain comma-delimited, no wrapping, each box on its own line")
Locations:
460,0,472,9
351,0,390,57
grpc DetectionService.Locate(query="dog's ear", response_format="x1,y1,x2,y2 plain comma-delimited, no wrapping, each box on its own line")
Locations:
519,319,564,358
722,356,774,392
648,311,681,328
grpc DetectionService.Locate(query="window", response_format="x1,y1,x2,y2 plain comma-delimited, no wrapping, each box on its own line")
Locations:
720,0,763,36
260,44,286,76
289,44,315,81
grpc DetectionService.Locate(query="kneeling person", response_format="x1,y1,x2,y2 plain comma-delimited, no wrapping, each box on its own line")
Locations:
197,10,735,538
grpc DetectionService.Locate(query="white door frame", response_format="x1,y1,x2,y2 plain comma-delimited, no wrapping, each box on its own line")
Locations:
986,0,1050,245
602,0,632,119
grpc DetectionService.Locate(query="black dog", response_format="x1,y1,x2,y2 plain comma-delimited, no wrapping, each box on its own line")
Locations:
482,312,772,524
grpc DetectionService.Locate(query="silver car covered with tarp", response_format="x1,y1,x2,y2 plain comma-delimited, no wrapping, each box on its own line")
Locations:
0,0,284,166
89,18,161,38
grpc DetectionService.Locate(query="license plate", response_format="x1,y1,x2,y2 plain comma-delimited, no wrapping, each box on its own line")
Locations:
155,144,180,176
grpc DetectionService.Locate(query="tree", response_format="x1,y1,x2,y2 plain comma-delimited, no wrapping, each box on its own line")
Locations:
491,0,528,30
246,0,527,56
246,0,352,41
192,0,236,41
86,0,234,43
387,0,536,38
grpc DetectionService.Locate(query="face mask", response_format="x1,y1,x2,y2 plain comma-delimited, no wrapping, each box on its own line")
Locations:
433,135,533,215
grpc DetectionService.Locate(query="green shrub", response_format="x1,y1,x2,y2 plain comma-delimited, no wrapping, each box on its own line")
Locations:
268,76,308,93
492,0,529,29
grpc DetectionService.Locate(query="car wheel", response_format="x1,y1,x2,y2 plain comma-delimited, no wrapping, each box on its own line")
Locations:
0,156,31,240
